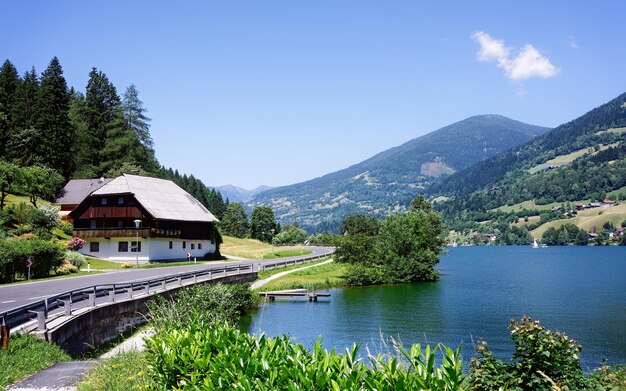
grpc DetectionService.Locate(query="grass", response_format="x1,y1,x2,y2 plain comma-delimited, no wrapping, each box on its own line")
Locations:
528,142,621,174
494,199,591,213
0,333,72,389
531,203,626,237
257,258,330,280
221,236,311,259
83,258,125,270
4,193,51,206
141,260,209,268
596,126,626,136
76,351,154,391
607,184,626,198
261,248,311,259
257,262,347,291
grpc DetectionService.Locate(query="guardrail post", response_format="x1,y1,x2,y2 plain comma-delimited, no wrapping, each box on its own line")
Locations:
128,284,133,299
161,279,166,291
64,300,71,316
44,298,49,317
178,277,182,286
237,265,241,275
145,284,150,295
1,324,9,349
208,270,212,279
36,312,46,331
89,293,96,307
109,291,115,302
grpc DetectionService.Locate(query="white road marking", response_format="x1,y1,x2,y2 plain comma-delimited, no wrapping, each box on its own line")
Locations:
27,295,49,300
1,300,16,304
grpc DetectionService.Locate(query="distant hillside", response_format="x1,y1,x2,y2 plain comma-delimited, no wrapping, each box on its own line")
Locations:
250,115,550,232
213,184,275,203
433,92,626,233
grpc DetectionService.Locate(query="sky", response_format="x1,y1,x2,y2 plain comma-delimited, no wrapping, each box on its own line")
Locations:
2,1,626,189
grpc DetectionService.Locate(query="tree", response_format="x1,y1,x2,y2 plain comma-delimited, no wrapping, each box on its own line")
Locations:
34,57,74,177
123,84,153,148
272,223,307,245
0,60,20,159
22,165,64,207
85,68,121,172
250,206,278,243
10,67,38,133
0,161,23,210
339,214,380,236
220,203,249,238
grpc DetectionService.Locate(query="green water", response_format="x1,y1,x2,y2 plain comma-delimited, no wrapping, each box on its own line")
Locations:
242,246,626,370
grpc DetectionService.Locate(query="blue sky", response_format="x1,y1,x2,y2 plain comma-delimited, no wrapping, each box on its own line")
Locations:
2,1,625,189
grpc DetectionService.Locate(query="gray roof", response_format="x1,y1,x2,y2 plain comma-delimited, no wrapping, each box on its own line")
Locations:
91,174,218,222
55,178,112,205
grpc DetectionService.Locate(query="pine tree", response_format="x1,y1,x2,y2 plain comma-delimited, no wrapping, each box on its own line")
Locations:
10,67,38,132
0,60,20,159
85,68,121,171
122,84,158,173
35,57,74,177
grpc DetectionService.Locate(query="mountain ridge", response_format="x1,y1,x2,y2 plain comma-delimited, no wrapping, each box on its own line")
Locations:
250,114,550,232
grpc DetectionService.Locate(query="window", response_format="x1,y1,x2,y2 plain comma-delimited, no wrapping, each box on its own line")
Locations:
169,241,173,249
101,198,108,205
117,220,124,228
198,243,202,250
90,220,97,229
118,241,128,252
131,241,141,252
191,243,195,250
90,242,99,252
117,197,124,205
182,241,186,249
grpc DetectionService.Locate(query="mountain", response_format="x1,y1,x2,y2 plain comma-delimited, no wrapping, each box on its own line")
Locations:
433,92,626,234
213,184,275,203
249,115,550,232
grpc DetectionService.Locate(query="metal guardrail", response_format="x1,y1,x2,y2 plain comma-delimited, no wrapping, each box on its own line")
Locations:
0,249,334,331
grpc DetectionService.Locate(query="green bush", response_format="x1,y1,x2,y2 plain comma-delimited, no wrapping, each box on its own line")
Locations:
59,220,74,236
30,204,60,232
27,239,64,278
55,262,78,275
469,316,589,391
147,283,259,332
145,320,466,390
64,250,85,270
272,224,307,245
0,239,27,283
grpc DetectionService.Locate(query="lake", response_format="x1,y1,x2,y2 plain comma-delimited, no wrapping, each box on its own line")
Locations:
241,246,626,370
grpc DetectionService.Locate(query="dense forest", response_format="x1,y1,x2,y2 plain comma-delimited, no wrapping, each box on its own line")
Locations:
0,58,226,218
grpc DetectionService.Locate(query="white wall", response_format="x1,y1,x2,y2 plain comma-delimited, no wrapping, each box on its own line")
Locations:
80,237,216,261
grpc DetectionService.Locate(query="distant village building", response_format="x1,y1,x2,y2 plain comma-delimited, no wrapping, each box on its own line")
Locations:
58,174,219,261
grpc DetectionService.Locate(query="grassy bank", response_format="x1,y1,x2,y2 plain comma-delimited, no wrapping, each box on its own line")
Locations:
258,261,347,291
221,236,311,259
0,333,72,389
257,258,330,280
76,351,153,391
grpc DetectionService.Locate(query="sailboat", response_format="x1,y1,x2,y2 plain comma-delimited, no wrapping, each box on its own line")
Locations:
452,240,458,247
532,238,539,248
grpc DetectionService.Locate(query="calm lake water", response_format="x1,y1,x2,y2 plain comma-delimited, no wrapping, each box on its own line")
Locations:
241,246,626,370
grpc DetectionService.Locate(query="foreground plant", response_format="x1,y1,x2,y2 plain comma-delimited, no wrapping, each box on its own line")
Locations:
145,319,466,390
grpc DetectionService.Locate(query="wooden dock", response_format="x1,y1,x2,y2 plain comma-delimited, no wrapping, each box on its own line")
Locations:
259,289,331,302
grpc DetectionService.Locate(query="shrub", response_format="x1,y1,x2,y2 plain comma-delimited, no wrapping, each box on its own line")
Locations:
66,236,85,251
0,239,28,283
26,239,64,279
469,316,589,390
64,251,85,270
59,220,73,236
272,224,307,245
147,283,259,332
121,263,134,268
55,262,78,275
30,204,60,232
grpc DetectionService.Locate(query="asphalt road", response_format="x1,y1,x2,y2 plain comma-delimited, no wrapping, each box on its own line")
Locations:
0,246,334,312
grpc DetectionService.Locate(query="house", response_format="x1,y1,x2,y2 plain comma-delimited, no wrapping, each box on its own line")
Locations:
602,199,616,207
54,178,112,219
67,174,219,261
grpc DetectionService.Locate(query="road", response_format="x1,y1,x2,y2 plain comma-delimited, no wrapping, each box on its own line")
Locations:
0,246,334,312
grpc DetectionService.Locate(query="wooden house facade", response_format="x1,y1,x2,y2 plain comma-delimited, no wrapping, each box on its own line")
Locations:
67,174,219,261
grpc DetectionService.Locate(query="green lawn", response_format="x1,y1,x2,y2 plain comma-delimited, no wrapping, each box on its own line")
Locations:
258,262,346,291
531,203,626,237
257,258,330,280
261,248,312,260
221,236,311,259
0,333,72,390
77,351,154,391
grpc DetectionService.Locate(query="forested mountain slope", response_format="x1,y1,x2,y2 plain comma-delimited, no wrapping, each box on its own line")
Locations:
250,115,549,232
433,92,626,231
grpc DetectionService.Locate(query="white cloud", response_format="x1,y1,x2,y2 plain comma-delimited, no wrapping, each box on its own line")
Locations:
568,37,578,49
471,31,559,81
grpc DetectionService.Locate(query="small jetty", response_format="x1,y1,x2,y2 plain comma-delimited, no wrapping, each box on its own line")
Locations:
259,289,331,302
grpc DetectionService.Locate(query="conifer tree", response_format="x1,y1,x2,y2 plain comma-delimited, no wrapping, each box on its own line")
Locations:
0,60,20,159
34,57,73,177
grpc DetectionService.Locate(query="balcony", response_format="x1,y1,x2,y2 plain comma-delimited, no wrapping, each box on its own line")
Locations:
73,227,152,239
